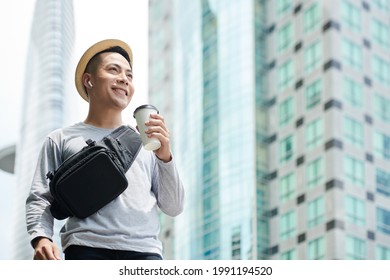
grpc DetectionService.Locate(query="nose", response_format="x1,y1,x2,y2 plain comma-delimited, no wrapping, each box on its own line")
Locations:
117,72,129,85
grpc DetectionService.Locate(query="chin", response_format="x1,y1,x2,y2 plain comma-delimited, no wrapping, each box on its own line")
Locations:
114,95,131,106
118,101,130,110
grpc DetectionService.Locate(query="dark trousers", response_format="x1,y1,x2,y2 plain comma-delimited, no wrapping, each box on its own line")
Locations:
64,245,163,260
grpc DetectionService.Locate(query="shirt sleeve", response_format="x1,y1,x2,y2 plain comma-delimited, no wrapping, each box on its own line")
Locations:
151,155,185,217
25,137,62,245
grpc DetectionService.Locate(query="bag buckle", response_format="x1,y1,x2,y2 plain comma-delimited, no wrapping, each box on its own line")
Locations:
86,139,96,146
46,171,54,180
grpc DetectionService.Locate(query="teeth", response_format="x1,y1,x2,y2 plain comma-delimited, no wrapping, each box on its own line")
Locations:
114,89,126,96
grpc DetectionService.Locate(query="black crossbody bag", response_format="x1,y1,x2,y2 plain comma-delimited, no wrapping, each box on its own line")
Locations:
46,125,142,220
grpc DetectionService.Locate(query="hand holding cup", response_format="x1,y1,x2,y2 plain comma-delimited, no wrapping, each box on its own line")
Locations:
133,105,172,162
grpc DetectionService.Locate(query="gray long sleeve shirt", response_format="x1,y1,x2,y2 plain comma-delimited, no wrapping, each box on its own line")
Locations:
25,122,184,256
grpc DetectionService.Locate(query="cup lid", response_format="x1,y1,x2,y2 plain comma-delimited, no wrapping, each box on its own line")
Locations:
133,104,159,118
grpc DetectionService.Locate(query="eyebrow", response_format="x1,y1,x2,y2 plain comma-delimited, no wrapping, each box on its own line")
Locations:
107,63,132,73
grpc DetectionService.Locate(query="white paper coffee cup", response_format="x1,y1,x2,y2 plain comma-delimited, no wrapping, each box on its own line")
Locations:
133,104,161,151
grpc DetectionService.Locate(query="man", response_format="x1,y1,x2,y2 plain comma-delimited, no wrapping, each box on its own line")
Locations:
25,39,184,260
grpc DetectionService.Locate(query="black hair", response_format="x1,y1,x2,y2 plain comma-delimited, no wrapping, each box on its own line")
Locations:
94,46,131,65
85,46,132,73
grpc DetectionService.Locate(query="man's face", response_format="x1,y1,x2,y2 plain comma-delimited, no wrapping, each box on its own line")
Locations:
89,52,134,110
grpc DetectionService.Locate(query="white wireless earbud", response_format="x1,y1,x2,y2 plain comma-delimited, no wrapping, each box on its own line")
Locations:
88,81,93,87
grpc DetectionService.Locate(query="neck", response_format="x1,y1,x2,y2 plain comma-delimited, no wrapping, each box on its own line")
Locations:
84,106,123,129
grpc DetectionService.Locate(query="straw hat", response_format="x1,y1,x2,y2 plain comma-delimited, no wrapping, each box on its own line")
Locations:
74,39,133,102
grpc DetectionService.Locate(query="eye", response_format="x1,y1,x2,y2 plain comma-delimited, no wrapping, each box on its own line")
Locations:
109,66,118,72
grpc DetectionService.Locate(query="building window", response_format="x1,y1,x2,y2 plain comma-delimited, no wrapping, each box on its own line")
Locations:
307,197,324,229
276,0,292,16
279,97,294,126
374,94,390,123
346,235,366,259
304,41,322,73
306,79,322,110
304,3,320,33
372,0,390,11
231,227,241,260
306,157,323,189
344,116,363,147
279,135,294,164
343,39,362,70
278,59,294,91
372,56,390,86
342,0,361,32
280,172,295,202
306,118,323,150
280,210,296,240
308,237,325,260
344,77,362,108
345,195,365,226
280,249,296,260
377,245,390,260
376,168,390,197
203,229,219,259
278,22,293,53
372,18,390,49
374,131,390,160
377,207,390,235
344,156,364,187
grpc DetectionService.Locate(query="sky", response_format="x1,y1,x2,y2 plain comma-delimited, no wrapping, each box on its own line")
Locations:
0,0,148,259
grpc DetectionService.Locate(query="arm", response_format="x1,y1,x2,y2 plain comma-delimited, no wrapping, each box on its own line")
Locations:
146,114,184,216
25,137,62,260
152,156,185,216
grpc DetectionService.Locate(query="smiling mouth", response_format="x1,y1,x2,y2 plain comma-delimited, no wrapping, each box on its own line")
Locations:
113,88,128,96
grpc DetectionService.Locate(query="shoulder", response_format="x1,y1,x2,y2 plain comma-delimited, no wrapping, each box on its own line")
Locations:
44,123,90,159
46,122,85,144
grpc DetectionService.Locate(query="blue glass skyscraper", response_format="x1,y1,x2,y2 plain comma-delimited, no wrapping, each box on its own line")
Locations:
13,0,74,259
149,0,268,259
149,0,390,260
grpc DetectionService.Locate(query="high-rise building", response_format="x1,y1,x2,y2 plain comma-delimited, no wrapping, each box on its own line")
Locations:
13,0,75,259
0,145,16,259
148,0,177,259
149,0,268,260
148,0,390,260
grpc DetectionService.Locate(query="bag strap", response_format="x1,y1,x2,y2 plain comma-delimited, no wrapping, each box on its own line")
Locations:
98,125,143,172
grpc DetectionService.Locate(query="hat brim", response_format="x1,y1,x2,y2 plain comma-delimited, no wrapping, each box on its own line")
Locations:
74,39,133,102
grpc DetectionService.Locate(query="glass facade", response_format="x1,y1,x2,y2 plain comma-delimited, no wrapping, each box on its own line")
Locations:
345,195,365,226
149,0,265,260
201,0,220,259
344,77,362,108
306,79,322,110
346,236,366,260
149,0,390,260
13,0,74,259
308,236,325,260
307,197,324,229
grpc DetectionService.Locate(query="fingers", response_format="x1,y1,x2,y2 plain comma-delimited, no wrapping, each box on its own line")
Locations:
33,241,61,260
145,114,168,133
145,114,170,139
145,126,169,138
34,247,54,260
33,248,52,260
145,114,172,162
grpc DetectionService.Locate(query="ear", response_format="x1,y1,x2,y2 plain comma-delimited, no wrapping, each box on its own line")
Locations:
82,73,92,88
